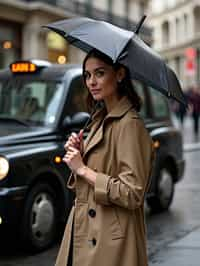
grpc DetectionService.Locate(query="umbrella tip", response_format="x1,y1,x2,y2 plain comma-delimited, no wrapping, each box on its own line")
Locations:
134,15,147,35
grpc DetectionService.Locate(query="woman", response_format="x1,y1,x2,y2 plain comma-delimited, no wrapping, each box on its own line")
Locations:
55,49,154,266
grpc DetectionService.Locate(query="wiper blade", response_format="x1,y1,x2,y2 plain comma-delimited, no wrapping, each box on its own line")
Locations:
0,117,30,127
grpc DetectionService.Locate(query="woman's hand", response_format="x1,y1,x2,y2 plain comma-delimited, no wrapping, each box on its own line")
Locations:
63,146,86,175
64,130,84,154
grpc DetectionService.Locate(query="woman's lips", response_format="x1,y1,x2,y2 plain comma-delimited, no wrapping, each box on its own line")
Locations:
91,89,101,94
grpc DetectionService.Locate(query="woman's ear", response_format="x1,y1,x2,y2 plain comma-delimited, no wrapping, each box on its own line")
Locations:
116,67,126,82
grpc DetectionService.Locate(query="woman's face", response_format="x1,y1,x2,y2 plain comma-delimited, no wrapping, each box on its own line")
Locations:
84,57,121,102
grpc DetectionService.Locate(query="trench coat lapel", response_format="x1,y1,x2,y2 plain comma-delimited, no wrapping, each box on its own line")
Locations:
83,97,135,158
83,114,104,158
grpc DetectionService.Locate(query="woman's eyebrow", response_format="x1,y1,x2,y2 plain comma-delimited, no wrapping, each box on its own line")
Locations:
85,67,106,73
94,67,106,71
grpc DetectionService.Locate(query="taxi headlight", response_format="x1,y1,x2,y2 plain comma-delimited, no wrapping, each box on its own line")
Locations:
0,157,9,180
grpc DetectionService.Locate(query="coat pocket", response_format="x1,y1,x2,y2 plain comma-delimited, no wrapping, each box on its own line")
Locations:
108,207,125,240
74,201,89,237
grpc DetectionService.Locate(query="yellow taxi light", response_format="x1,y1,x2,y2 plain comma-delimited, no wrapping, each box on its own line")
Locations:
54,156,62,164
10,62,37,73
153,140,160,149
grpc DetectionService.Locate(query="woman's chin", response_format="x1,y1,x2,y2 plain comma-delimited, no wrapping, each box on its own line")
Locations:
92,95,103,101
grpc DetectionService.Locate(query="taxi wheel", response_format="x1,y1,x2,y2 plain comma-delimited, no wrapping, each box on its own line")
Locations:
21,183,58,252
146,166,174,213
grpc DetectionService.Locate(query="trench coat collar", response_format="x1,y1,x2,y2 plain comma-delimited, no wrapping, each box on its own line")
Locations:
90,96,137,123
106,96,137,119
83,96,137,158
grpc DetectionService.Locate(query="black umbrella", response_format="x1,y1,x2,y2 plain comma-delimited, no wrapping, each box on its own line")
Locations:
44,16,186,106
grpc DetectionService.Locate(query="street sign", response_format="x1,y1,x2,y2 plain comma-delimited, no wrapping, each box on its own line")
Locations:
185,47,196,76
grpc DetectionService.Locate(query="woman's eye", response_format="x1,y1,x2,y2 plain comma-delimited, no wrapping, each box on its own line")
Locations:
84,72,90,80
95,70,104,77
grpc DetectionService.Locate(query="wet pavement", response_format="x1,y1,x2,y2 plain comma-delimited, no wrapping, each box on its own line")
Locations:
1,115,200,266
148,115,200,265
148,150,200,265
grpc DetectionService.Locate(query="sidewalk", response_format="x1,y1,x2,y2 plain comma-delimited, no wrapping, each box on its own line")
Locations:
149,226,200,266
172,114,200,151
149,115,200,266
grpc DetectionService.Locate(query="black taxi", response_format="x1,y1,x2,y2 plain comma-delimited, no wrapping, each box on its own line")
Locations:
0,60,185,251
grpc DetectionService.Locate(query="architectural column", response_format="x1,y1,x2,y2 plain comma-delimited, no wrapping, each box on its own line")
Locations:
180,15,185,43
153,23,162,50
169,18,176,46
188,8,195,39
22,14,48,60
22,25,48,60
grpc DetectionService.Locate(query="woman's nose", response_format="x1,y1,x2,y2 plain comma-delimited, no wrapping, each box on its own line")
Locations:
88,74,97,85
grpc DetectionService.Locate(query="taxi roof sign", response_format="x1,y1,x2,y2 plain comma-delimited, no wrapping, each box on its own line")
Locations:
10,61,37,73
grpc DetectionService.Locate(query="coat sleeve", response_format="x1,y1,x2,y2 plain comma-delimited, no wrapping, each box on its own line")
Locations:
94,118,154,210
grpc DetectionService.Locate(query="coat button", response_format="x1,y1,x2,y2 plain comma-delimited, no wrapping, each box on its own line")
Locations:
88,209,96,218
92,238,97,246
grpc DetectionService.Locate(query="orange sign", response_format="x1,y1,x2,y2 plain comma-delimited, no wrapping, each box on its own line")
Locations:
10,62,37,73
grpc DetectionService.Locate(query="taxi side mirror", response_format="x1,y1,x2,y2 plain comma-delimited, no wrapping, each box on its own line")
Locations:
62,112,90,131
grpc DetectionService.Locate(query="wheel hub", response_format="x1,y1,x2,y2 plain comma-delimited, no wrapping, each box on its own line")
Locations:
31,192,54,240
158,169,173,205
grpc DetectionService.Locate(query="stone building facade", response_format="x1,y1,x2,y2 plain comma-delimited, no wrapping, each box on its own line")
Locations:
149,0,200,89
0,0,151,68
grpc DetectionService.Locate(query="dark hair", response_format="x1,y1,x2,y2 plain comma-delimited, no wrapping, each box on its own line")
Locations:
82,49,142,112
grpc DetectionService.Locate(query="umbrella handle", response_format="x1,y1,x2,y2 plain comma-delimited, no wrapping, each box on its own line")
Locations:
134,15,147,34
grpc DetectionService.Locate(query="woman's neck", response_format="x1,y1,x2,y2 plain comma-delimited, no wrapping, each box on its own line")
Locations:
104,94,123,113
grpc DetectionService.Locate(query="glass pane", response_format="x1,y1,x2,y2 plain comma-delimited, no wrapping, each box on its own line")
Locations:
132,79,146,118
67,77,88,116
149,87,169,118
0,79,64,126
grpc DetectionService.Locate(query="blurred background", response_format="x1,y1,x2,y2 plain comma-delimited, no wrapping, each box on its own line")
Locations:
1,1,200,266
1,0,200,90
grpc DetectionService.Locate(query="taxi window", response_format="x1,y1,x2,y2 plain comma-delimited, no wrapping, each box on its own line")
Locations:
132,79,147,118
149,87,169,118
0,79,64,126
67,77,88,116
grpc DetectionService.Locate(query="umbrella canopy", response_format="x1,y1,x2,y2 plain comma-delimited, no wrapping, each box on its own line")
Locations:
44,17,186,106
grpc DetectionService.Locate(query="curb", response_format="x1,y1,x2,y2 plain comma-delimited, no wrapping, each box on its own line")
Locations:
184,142,200,152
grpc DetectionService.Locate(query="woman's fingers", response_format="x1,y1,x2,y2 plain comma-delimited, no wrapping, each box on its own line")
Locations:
63,147,78,160
62,145,84,174
64,132,81,151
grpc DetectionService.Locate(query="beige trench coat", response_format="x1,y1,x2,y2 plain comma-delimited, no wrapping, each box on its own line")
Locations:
55,96,154,266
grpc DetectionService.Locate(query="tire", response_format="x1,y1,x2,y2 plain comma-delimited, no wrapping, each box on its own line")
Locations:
146,166,174,213
20,183,58,252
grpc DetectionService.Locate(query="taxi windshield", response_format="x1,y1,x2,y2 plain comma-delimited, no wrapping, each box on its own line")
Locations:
0,78,64,127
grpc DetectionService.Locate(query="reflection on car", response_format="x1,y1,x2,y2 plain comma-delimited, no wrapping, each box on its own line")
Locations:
0,60,185,252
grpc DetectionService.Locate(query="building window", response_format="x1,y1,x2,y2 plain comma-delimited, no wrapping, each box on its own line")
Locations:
47,32,68,64
184,13,188,38
125,0,130,28
162,21,170,47
139,1,146,17
108,0,113,20
86,0,92,16
175,56,181,77
176,17,181,42
0,20,21,68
